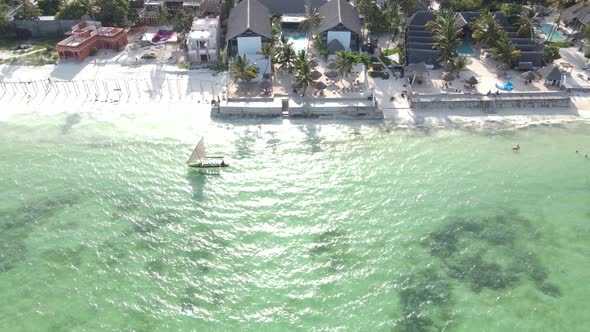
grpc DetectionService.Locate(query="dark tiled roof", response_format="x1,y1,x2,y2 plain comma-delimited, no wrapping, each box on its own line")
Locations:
518,52,543,67
408,11,436,26
407,36,434,43
226,0,272,40
257,0,328,15
408,42,435,50
317,0,362,35
326,39,345,52
407,49,440,65
538,64,562,80
407,30,433,37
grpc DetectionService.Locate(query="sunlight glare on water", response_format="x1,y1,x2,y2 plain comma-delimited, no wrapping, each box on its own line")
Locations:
0,110,589,331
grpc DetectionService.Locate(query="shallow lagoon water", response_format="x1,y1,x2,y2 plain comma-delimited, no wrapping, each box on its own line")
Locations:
0,110,589,331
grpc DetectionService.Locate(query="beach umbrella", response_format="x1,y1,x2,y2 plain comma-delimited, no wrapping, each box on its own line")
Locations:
311,70,323,80
325,70,338,79
310,59,318,67
327,61,337,69
521,71,536,80
497,63,510,72
465,76,478,85
441,72,455,82
315,82,327,90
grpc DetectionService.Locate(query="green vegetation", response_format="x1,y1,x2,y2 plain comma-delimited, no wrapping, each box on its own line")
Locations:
313,34,329,61
426,9,462,65
36,0,62,16
89,47,98,56
354,0,404,33
516,8,536,38
491,31,521,67
257,42,274,74
14,0,42,20
299,4,322,39
453,55,468,78
472,11,502,49
141,53,157,60
177,61,190,70
543,45,561,63
451,0,482,12
547,40,574,48
293,53,315,96
56,0,129,27
231,54,258,82
276,38,296,74
0,36,60,52
172,8,193,51
380,48,403,66
500,3,523,25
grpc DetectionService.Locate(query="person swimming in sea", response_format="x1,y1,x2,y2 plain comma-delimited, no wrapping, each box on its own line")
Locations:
513,144,520,151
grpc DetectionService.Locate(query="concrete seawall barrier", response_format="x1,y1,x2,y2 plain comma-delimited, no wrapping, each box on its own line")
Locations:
410,92,570,111
213,97,382,119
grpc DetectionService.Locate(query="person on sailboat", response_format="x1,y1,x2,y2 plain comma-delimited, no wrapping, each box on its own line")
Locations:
221,160,226,167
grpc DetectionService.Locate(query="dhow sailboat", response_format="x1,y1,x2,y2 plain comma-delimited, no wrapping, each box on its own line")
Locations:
187,137,229,169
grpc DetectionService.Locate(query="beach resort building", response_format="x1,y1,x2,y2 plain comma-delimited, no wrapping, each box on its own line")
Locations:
406,11,544,69
187,16,221,65
226,0,273,80
56,21,128,61
316,0,362,53
140,0,219,26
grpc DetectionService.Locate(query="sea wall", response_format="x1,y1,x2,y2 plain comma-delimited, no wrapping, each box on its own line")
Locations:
410,92,570,111
212,97,382,119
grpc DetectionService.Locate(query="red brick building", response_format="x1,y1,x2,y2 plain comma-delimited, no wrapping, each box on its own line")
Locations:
56,21,128,61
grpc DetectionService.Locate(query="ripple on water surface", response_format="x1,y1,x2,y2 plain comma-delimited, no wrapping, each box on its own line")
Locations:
0,115,589,331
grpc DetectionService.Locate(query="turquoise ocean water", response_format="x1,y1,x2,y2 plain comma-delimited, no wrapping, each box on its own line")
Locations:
1,110,589,331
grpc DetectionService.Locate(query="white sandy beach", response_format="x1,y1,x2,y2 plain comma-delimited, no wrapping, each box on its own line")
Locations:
1,62,590,129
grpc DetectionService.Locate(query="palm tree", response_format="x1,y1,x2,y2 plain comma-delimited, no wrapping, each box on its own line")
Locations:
517,9,536,38
294,49,308,68
299,5,323,39
156,6,168,29
546,0,569,42
426,9,462,64
334,50,354,84
453,56,468,78
258,42,275,75
232,54,259,83
293,57,315,96
277,42,296,74
472,11,503,49
491,31,521,67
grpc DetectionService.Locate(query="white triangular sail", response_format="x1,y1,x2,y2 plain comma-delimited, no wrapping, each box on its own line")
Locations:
187,137,206,164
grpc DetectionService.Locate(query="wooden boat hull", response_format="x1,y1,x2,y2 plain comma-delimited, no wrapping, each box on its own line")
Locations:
188,163,229,168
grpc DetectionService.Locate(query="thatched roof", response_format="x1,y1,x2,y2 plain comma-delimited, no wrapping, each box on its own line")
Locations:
465,76,478,85
326,39,345,53
521,71,536,80
538,64,562,81
407,62,428,74
441,72,455,81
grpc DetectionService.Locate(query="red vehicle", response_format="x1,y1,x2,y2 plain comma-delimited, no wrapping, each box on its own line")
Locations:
151,30,174,44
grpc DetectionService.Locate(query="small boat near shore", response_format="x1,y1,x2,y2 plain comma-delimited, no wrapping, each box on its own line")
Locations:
187,137,229,171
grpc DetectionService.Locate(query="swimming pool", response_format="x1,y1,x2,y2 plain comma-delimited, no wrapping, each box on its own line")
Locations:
538,23,566,42
459,39,474,55
283,30,308,53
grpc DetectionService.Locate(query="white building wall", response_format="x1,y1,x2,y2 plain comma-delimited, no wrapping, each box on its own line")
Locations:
237,36,262,55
